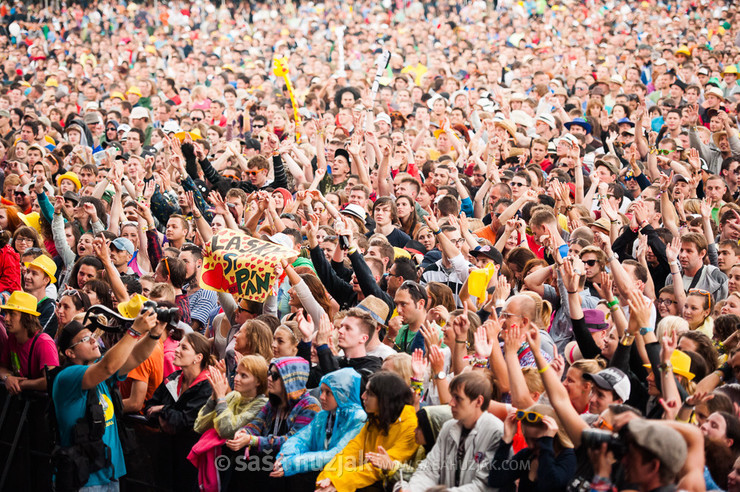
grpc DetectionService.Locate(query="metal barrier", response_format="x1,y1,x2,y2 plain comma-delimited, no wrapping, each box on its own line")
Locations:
0,388,54,491
0,388,171,492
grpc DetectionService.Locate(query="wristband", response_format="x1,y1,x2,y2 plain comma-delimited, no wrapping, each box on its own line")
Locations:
455,339,467,344
432,229,442,235
348,246,357,255
127,327,143,339
148,332,162,340
606,299,619,308
538,364,550,374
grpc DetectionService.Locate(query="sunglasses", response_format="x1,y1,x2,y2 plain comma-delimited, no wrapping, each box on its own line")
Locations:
583,259,598,266
516,410,545,423
510,182,526,187
252,124,265,129
620,132,633,137
688,288,712,309
106,127,117,132
245,170,261,176
268,370,281,380
191,117,203,122
61,288,83,302
14,191,26,197
595,418,614,431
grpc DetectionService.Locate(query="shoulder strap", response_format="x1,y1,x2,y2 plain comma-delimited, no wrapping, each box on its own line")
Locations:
26,332,41,377
688,265,704,290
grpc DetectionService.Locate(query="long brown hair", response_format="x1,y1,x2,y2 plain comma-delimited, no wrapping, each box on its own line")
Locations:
300,273,334,317
183,332,216,370
396,195,419,237
243,320,274,361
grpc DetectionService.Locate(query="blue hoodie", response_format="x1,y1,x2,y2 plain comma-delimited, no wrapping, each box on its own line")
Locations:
278,368,367,476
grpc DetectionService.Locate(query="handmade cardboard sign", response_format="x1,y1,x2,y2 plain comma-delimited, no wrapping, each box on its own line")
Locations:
200,229,297,302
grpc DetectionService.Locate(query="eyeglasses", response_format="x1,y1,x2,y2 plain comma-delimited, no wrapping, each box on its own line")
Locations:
499,311,522,320
162,257,171,278
453,238,465,245
68,334,97,350
656,298,677,306
650,148,673,155
268,370,281,380
583,259,598,267
516,410,545,423
15,237,34,244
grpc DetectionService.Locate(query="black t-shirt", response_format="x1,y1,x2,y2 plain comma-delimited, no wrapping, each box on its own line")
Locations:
38,297,58,339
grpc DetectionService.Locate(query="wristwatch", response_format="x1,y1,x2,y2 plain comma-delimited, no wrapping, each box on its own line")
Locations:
639,326,654,335
433,371,447,381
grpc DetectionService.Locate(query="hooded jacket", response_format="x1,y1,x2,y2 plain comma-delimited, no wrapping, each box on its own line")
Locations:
317,404,419,492
664,263,728,308
243,356,320,453
279,368,367,476
409,411,504,492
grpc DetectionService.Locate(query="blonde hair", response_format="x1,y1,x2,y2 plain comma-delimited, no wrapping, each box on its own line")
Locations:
521,367,544,396
383,353,413,385
656,315,689,341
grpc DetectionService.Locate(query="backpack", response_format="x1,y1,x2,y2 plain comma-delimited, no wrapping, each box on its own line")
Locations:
46,366,113,492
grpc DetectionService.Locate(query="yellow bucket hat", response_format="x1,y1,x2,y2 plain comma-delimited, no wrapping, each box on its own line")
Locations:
0,291,40,316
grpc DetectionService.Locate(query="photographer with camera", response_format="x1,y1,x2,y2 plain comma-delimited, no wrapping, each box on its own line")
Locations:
587,417,705,492
52,306,160,491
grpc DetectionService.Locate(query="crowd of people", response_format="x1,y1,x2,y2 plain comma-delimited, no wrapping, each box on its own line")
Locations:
0,0,740,491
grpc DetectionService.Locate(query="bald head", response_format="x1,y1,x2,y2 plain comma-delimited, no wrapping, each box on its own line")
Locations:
504,294,536,324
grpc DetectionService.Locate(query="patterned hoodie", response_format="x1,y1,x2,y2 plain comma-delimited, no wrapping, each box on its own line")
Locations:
279,368,367,476
242,356,320,453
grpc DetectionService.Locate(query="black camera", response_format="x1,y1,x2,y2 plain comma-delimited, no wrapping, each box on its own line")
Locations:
142,301,180,326
581,429,627,460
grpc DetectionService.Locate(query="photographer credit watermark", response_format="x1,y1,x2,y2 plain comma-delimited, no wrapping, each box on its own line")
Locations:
214,453,364,475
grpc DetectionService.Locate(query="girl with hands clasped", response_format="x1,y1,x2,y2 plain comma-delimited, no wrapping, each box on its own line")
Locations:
489,405,577,492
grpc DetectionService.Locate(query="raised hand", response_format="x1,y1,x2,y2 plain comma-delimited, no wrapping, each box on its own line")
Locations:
420,321,441,348
315,312,332,347
660,328,677,364
451,304,470,342
473,325,493,359
428,344,445,374
411,348,427,380
665,237,680,264
208,191,229,216
295,309,314,343
54,195,64,215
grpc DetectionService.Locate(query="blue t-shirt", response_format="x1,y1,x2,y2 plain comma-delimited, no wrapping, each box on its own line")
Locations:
52,364,127,487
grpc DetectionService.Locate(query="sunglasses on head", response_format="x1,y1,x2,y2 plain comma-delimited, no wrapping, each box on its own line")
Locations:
688,288,712,308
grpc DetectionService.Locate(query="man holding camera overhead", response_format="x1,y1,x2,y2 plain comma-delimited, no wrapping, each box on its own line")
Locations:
52,306,160,491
